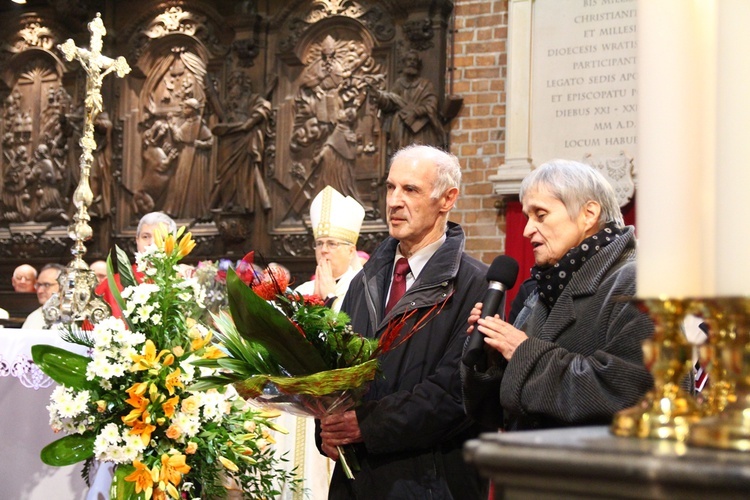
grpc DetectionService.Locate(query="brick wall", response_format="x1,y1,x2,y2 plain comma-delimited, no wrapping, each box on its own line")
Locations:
448,0,509,265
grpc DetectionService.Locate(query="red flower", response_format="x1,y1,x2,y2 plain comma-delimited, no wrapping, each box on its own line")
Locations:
302,294,325,306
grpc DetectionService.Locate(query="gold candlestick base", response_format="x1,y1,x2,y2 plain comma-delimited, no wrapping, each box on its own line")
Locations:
688,297,750,451
611,298,701,441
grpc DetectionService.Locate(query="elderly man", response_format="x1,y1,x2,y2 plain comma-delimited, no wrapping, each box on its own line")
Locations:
12,264,37,293
22,263,65,329
96,211,177,316
318,145,489,498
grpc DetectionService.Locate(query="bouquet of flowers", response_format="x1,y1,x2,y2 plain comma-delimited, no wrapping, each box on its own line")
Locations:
191,252,426,479
32,230,297,499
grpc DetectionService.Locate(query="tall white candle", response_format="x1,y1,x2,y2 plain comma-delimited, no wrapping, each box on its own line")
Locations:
716,0,750,296
636,0,715,298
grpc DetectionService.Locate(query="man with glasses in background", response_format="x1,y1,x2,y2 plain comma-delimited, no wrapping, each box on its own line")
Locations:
22,263,65,329
295,185,366,313
278,185,365,499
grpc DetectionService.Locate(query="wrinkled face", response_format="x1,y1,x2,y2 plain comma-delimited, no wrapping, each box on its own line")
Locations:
522,185,594,267
12,266,36,292
35,268,60,305
137,223,169,253
314,238,355,279
386,156,455,255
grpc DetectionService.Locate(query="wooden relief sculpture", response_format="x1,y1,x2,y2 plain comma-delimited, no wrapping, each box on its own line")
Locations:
1,43,73,224
374,49,446,154
285,34,385,220
210,70,272,214
133,47,213,219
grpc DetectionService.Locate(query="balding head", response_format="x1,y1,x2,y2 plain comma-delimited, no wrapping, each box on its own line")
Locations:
12,264,37,293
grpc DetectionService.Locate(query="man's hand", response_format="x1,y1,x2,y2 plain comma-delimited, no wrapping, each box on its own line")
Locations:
313,259,336,298
319,411,363,459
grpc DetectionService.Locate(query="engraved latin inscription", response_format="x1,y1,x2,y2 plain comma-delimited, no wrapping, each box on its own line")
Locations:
531,0,637,163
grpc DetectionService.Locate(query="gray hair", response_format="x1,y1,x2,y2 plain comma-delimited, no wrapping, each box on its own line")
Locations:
137,212,177,237
40,263,66,277
519,159,624,228
390,144,461,199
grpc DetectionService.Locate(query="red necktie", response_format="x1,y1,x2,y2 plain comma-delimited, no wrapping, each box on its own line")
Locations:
385,257,410,315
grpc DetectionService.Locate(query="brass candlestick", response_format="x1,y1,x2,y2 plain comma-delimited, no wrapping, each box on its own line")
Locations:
611,297,702,441
43,14,130,326
688,297,750,451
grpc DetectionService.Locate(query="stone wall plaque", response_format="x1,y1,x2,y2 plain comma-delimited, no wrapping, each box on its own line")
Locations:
493,0,638,201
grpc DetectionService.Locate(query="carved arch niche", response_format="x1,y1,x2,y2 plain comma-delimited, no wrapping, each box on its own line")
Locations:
0,14,73,228
119,4,229,241
270,14,391,257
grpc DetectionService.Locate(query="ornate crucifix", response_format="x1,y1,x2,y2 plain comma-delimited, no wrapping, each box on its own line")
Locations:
45,13,131,326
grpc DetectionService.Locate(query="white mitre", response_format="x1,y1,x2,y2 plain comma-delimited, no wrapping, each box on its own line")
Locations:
310,185,365,244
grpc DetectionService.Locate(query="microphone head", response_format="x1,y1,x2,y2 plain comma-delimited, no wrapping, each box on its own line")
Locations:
487,255,519,289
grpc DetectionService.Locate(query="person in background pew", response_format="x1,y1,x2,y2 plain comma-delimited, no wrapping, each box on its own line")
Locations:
22,263,65,329
12,264,37,293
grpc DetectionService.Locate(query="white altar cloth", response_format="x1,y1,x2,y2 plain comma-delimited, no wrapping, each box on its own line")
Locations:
0,329,89,499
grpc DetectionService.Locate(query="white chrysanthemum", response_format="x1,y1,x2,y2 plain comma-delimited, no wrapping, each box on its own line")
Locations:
136,304,155,323
129,283,160,305
145,266,158,276
182,416,201,437
87,356,116,380
100,423,121,444
150,313,162,325
180,355,198,382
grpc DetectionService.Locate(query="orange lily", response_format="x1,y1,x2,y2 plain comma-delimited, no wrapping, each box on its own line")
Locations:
218,456,240,472
177,231,196,258
129,413,157,446
131,340,171,371
124,460,156,495
162,395,179,418
159,452,191,486
202,345,227,360
164,368,184,396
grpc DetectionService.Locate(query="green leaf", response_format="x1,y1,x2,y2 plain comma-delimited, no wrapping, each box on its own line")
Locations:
104,252,134,331
31,344,90,390
114,245,138,288
111,464,141,500
227,269,328,376
40,433,94,466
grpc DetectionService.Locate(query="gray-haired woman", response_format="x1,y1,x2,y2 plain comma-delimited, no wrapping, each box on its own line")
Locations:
462,159,654,431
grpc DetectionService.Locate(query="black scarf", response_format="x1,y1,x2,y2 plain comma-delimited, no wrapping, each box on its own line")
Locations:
531,222,624,309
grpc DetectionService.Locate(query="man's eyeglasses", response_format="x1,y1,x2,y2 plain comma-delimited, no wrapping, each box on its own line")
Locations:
34,282,58,291
313,240,351,250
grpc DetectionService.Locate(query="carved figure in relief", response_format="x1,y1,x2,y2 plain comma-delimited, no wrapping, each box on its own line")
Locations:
314,106,364,205
30,143,67,222
210,71,272,213
133,119,178,215
289,35,384,213
89,111,113,217
144,47,206,116
375,49,445,152
161,98,213,219
2,145,32,222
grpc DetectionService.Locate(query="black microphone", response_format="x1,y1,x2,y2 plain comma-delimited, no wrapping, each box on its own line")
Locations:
462,255,519,369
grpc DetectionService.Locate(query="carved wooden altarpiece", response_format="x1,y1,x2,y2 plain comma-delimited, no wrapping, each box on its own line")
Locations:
0,0,457,286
